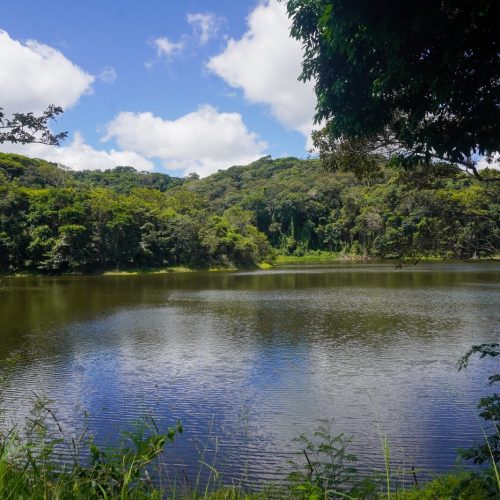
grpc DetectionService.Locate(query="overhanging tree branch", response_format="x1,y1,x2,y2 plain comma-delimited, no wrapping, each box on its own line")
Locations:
287,0,500,182
311,127,500,182
0,105,68,146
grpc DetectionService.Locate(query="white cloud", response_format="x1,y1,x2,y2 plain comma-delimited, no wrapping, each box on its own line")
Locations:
103,105,268,177
187,13,220,45
477,153,500,170
1,132,154,171
0,29,94,114
151,36,185,59
98,66,117,84
207,0,316,149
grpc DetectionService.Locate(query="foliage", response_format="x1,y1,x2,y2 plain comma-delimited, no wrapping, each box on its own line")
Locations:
0,353,499,498
0,153,499,274
0,105,68,146
287,419,358,498
0,154,272,273
394,471,497,500
0,400,182,498
458,343,500,466
74,166,184,193
285,0,500,176
189,156,499,260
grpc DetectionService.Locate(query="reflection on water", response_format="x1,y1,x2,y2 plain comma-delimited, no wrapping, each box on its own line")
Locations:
0,262,499,485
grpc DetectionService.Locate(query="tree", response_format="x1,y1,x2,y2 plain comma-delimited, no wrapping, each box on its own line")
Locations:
285,0,500,177
0,105,67,146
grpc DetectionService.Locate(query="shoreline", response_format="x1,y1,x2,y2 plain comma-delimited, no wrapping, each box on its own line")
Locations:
2,254,499,278
4,262,270,278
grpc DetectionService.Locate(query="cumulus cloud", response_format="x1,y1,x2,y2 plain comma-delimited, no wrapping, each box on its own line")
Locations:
477,153,500,170
151,36,185,59
207,0,317,149
1,132,154,171
98,66,117,84
0,29,94,114
187,13,220,45
103,105,268,177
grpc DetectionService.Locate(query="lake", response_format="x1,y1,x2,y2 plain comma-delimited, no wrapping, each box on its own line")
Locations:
0,262,499,487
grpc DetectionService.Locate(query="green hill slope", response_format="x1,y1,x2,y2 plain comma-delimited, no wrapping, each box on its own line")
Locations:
0,153,498,274
187,155,500,259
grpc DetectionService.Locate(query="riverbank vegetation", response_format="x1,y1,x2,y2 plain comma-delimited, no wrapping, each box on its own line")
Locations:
1,153,499,275
0,402,496,499
0,154,272,274
0,344,498,499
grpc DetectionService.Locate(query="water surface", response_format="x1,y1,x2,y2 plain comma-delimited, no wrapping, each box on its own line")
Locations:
0,262,499,485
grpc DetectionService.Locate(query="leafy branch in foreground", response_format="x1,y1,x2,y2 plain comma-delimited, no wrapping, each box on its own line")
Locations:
286,0,499,180
310,127,500,183
0,105,68,146
458,343,500,466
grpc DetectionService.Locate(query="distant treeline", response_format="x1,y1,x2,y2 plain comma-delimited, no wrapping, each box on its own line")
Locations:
0,153,498,274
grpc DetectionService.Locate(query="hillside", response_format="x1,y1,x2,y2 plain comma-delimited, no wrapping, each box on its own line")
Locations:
0,153,498,274
188,156,500,259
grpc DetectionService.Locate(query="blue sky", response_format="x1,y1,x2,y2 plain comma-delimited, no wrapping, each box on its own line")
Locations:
0,0,317,177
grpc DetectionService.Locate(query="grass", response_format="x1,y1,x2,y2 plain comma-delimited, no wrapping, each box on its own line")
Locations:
272,251,500,266
102,266,195,275
394,471,497,499
6,255,497,280
8,262,273,278
0,403,497,499
86,261,278,275
256,262,273,270
0,349,498,499
273,251,349,264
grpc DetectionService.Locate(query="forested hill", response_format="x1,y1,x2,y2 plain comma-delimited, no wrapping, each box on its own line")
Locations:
187,156,500,259
0,152,498,274
0,154,183,192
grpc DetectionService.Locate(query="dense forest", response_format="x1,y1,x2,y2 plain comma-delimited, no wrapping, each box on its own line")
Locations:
0,152,498,274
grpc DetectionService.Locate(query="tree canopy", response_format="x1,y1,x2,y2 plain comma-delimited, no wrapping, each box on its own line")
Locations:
285,0,500,176
1,153,497,275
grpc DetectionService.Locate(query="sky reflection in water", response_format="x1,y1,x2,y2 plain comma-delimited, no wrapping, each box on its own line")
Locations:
0,262,499,485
